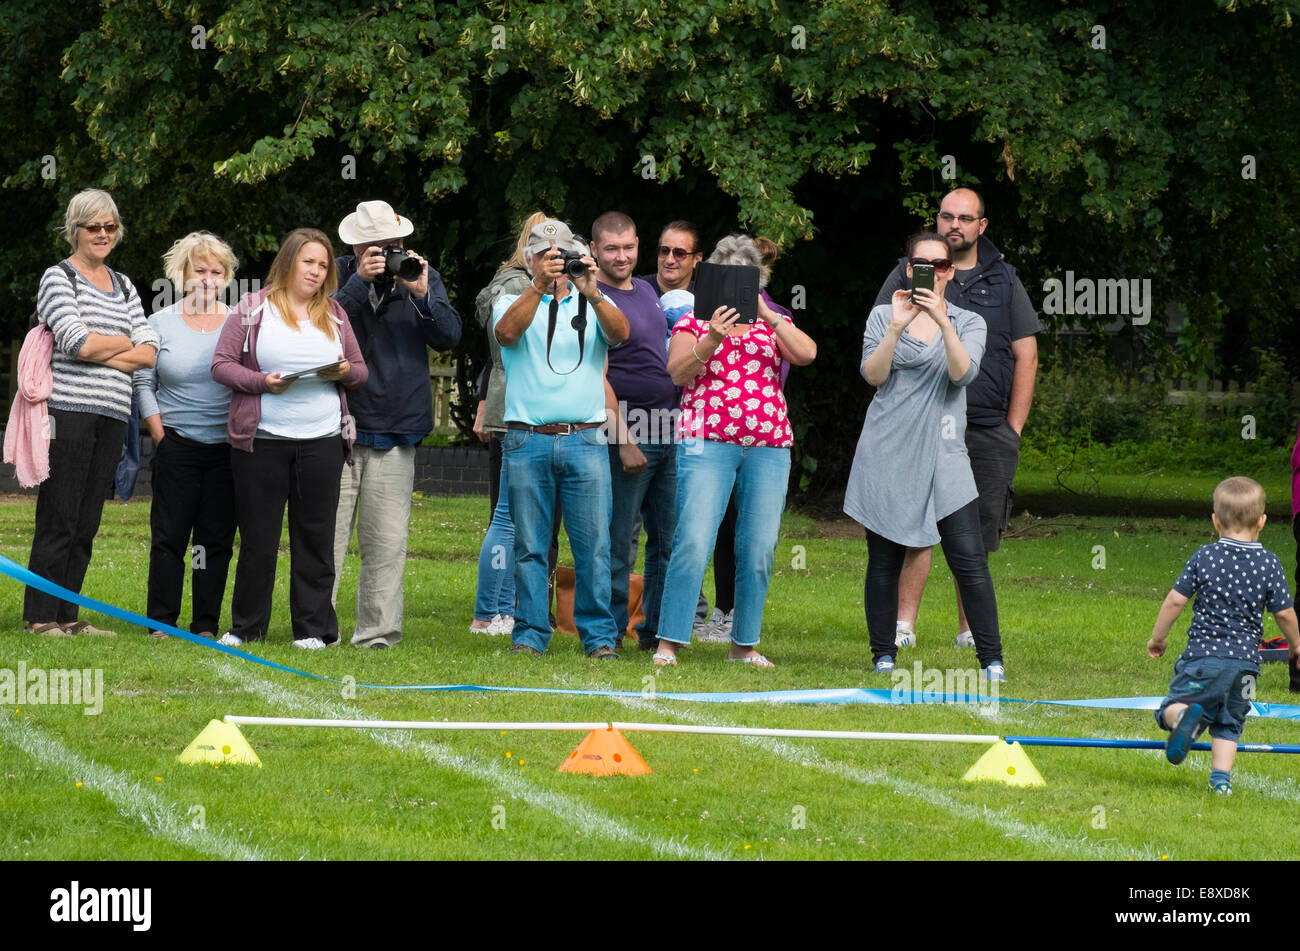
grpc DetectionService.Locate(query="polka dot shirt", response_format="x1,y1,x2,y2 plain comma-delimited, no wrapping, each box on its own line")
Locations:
1173,538,1293,662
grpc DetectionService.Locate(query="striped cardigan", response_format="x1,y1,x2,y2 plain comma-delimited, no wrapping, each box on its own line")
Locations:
38,262,159,422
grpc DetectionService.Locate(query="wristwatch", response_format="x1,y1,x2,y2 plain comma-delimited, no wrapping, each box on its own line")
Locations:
587,291,607,305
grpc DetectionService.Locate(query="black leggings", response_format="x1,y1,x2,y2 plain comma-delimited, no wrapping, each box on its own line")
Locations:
865,500,1002,667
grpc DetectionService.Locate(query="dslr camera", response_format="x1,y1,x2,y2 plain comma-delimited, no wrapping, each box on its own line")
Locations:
555,240,590,279
377,244,422,283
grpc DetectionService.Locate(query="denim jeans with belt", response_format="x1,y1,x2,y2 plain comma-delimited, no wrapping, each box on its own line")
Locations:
657,441,790,647
503,426,618,653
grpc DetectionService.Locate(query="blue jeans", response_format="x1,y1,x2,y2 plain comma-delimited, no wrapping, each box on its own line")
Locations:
504,427,618,653
474,446,515,621
658,441,790,646
609,441,677,642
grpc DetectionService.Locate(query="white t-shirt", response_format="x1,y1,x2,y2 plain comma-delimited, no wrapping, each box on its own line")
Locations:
256,301,343,440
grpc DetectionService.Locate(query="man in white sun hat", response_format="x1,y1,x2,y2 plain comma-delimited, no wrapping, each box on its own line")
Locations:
332,200,461,649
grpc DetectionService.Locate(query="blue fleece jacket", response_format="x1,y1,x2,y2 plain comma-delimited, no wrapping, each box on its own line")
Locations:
333,254,462,440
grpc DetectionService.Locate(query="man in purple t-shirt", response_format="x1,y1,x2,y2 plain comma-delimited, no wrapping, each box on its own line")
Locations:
594,211,680,651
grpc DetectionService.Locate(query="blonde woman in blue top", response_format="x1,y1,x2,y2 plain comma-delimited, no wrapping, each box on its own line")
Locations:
133,232,239,639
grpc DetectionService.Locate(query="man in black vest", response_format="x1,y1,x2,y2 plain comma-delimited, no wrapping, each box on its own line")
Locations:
873,188,1043,650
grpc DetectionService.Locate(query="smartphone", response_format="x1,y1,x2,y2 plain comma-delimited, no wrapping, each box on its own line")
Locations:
910,264,935,304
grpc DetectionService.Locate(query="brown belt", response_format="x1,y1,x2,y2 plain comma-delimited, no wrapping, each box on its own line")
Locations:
507,421,604,436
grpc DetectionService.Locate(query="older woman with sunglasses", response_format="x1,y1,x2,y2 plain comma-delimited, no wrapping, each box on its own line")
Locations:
843,232,1006,681
22,189,158,638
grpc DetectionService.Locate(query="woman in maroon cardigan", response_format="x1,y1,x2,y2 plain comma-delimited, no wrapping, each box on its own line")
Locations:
211,228,367,648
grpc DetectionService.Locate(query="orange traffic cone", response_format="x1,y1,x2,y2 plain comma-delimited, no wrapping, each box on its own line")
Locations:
558,726,651,776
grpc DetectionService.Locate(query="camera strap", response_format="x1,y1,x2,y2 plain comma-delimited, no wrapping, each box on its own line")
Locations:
545,291,588,376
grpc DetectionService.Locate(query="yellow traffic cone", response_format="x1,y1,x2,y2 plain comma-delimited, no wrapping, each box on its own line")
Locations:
962,740,1044,787
177,719,262,766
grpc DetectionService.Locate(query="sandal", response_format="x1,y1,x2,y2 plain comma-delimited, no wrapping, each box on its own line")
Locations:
63,621,118,638
726,653,775,668
652,652,678,667
23,621,71,637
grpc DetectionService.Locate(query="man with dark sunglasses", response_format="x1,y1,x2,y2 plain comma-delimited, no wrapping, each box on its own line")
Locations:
873,187,1042,651
638,220,703,297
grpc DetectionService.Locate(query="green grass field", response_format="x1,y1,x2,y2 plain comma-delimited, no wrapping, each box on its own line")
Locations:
2,493,1299,861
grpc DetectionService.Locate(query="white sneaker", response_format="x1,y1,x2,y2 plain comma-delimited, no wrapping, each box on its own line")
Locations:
955,630,975,648
895,622,916,648
696,608,733,643
218,632,243,647
487,615,515,636
293,637,328,650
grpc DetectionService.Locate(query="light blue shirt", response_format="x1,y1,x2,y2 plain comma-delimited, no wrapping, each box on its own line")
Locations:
132,302,231,444
493,289,613,426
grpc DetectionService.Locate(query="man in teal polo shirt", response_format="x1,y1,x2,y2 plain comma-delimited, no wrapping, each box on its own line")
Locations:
493,219,630,657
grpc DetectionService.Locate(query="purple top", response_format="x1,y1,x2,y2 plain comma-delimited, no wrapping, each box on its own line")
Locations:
1291,416,1300,519
602,277,679,438
761,289,794,388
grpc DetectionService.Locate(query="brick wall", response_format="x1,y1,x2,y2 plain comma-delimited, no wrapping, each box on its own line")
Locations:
0,439,491,497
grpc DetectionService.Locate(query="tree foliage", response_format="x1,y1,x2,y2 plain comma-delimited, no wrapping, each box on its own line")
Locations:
3,0,1297,495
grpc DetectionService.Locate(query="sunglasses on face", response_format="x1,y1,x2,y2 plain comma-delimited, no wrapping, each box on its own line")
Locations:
81,222,118,235
658,246,697,260
936,212,981,225
909,258,952,272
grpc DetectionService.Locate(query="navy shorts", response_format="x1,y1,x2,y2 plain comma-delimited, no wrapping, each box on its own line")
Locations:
1157,655,1258,742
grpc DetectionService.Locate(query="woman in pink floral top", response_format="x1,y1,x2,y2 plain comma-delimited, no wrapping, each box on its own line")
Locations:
652,234,817,668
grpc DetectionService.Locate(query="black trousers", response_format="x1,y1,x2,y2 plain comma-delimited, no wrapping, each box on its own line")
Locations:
229,436,344,643
25,409,126,624
711,491,740,613
1292,516,1300,692
865,500,1003,668
147,430,236,634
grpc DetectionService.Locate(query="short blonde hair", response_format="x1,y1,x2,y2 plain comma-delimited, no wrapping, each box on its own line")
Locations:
62,189,123,248
1213,476,1267,532
162,231,238,293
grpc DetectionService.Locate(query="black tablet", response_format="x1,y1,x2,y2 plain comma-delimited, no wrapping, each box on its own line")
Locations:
692,262,760,324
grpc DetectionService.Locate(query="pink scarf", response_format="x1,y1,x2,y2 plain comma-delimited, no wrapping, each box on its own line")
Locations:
3,324,54,488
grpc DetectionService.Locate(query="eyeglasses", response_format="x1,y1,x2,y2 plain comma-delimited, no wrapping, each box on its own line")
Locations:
80,222,118,235
909,258,952,271
936,212,981,225
658,246,697,260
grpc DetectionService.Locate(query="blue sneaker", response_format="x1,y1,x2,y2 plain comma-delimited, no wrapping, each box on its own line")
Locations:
983,662,1006,683
1165,702,1204,765
1207,778,1232,795
873,655,895,674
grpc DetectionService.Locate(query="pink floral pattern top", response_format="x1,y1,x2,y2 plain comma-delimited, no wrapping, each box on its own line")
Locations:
671,313,793,448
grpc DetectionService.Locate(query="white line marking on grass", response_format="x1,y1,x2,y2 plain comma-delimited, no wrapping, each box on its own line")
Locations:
211,662,726,861
1234,773,1300,801
0,708,265,861
608,696,1157,860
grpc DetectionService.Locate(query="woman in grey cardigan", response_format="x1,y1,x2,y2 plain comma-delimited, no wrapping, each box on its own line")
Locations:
843,233,1005,681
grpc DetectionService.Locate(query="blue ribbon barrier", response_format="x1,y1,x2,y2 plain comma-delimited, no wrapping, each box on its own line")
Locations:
4,552,1300,720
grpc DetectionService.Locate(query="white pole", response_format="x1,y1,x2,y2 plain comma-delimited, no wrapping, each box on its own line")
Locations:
224,715,1000,745
225,716,611,732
